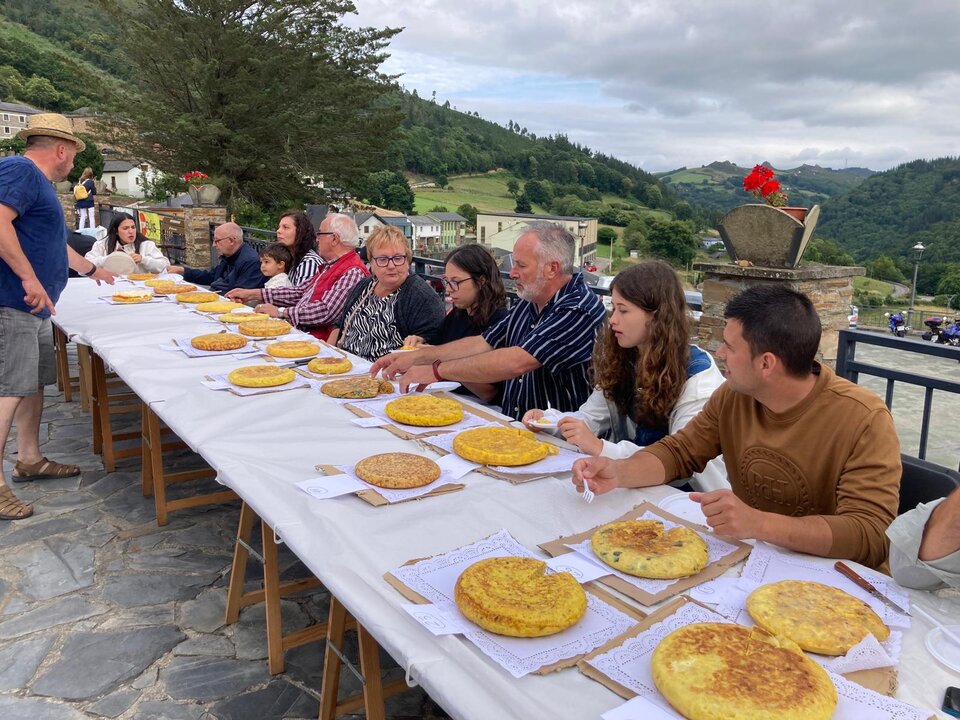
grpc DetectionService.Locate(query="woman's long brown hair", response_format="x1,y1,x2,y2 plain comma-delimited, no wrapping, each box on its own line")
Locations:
593,261,692,427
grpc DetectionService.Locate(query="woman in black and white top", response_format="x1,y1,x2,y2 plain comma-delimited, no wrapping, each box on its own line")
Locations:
275,210,322,286
329,226,445,361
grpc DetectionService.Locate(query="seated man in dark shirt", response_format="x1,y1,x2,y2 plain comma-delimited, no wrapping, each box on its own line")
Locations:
168,222,265,292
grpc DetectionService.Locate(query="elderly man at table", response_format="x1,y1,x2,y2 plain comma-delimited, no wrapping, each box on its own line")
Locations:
0,113,115,521
573,285,901,570
225,214,368,340
371,224,606,420
167,222,265,293
888,487,960,590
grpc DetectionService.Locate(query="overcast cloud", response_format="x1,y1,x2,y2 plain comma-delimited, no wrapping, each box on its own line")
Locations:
347,0,960,171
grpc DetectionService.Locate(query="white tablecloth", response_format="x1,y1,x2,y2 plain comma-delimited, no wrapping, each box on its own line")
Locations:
52,278,958,720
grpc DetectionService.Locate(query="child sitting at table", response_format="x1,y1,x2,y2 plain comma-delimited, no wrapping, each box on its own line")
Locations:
259,243,293,290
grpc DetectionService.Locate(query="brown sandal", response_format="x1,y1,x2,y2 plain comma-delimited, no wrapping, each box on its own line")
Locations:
0,486,33,520
12,457,81,482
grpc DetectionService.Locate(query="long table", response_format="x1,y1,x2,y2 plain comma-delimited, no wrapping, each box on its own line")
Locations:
52,278,957,719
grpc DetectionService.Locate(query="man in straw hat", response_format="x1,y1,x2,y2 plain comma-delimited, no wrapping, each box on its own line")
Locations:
0,113,115,521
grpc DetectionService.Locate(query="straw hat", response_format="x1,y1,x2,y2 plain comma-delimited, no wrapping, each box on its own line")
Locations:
16,113,86,152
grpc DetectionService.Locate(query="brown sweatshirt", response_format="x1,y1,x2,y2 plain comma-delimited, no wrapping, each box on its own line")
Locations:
644,364,900,570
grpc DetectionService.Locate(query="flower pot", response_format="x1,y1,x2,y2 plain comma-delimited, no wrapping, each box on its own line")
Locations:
717,204,820,269
188,184,221,206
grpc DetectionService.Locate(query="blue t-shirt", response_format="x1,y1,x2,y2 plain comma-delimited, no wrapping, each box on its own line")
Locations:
0,156,69,317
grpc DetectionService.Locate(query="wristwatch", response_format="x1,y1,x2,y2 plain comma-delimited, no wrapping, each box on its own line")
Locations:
277,306,286,319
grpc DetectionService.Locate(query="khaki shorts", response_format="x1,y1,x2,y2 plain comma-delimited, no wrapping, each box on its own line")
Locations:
0,306,56,396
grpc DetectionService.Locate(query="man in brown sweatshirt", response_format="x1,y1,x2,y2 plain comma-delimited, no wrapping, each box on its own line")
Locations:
573,285,900,570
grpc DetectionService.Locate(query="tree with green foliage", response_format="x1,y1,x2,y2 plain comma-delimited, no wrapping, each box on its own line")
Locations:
104,0,403,209
506,178,519,197
457,203,478,228
936,264,960,301
646,185,663,208
673,201,693,221
67,134,104,183
622,218,647,253
597,227,618,246
646,220,699,267
524,179,552,206
434,175,447,189
804,237,855,266
514,193,532,214
867,255,907,283
384,183,414,214
358,170,415,214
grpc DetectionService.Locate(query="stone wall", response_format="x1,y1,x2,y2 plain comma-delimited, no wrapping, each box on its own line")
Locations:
182,206,227,267
695,262,864,366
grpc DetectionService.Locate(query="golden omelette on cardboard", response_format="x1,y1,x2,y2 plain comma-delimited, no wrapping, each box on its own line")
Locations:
195,300,245,314
454,557,587,638
452,426,558,466
218,312,269,324
190,333,248,352
385,395,463,427
306,356,353,375
238,319,292,337
746,580,890,655
227,365,296,388
152,283,197,295
265,341,320,359
651,622,837,720
354,453,440,489
176,291,219,304
320,377,392,399
591,520,708,579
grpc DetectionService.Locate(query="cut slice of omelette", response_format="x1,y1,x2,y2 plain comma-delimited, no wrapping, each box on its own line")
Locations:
591,519,708,579
746,580,890,655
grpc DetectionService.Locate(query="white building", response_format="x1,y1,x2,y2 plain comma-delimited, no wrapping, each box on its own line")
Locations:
101,160,158,199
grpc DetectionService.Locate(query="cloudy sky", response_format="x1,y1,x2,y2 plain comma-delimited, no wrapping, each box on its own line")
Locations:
347,0,960,172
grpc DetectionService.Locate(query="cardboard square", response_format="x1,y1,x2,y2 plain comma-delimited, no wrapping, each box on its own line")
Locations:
316,464,463,507
578,595,906,706
383,531,646,675
538,501,752,606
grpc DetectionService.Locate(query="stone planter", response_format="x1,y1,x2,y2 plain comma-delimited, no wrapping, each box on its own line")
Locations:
717,203,820,269
188,184,221,206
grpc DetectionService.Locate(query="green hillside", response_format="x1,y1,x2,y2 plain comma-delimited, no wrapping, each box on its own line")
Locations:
817,157,960,294
660,161,874,213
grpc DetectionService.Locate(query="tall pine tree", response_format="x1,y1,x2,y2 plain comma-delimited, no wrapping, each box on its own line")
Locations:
103,0,403,208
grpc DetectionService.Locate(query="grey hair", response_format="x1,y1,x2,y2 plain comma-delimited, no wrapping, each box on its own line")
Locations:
524,223,575,275
325,213,360,248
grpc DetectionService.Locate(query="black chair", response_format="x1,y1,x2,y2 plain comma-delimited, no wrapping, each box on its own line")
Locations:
66,230,96,278
898,453,960,515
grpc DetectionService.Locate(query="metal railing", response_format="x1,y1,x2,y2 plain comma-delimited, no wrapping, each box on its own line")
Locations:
836,328,960,463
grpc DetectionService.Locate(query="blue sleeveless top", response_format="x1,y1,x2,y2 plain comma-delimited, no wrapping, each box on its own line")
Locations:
632,346,712,447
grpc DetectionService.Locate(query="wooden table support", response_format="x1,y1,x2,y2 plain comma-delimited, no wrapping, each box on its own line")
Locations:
52,325,81,404
140,402,234,526
89,351,142,471
225,501,326,674
318,595,409,720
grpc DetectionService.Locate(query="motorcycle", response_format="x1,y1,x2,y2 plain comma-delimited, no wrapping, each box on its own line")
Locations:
886,312,907,337
922,317,960,346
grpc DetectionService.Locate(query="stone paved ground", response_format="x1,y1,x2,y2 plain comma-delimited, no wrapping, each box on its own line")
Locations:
0,372,448,719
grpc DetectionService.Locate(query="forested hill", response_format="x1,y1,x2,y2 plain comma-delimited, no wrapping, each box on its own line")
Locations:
816,157,960,293
392,92,676,213
659,161,874,213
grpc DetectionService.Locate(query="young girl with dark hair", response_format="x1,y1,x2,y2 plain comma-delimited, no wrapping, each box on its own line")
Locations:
84,212,170,274
524,260,728,492
259,242,293,289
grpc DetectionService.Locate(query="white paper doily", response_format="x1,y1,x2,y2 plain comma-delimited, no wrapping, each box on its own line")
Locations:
422,426,588,475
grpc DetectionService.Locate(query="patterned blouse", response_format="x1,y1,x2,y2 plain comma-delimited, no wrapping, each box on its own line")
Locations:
288,249,323,287
338,283,404,361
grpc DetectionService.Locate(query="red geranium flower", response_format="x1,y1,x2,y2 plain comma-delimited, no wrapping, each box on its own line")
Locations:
742,164,788,207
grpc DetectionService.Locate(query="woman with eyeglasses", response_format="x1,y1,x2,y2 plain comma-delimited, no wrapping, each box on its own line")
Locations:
275,210,323,286
404,244,508,347
328,226,445,361
523,261,728,492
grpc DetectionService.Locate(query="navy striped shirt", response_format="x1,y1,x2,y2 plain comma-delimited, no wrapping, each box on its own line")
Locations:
484,273,605,419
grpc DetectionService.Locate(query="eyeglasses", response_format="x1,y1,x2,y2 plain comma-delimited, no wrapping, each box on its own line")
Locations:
372,254,408,268
442,276,474,291
316,231,337,239
212,236,237,244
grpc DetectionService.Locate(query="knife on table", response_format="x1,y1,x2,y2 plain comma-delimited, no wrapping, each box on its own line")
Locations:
834,560,910,615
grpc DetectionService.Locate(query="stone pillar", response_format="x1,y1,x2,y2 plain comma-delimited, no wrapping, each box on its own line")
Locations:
182,206,227,267
695,262,864,366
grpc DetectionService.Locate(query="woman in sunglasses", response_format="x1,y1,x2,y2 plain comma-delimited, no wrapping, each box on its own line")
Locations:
328,226,444,361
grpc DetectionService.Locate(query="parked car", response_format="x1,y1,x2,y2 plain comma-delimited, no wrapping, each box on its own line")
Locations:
685,290,703,323
583,262,597,272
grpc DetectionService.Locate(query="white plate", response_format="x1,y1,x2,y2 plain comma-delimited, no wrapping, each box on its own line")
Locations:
925,624,960,672
657,492,708,527
426,381,461,392
527,418,558,430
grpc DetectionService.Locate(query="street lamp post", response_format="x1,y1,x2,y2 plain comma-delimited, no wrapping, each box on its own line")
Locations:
907,241,926,331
